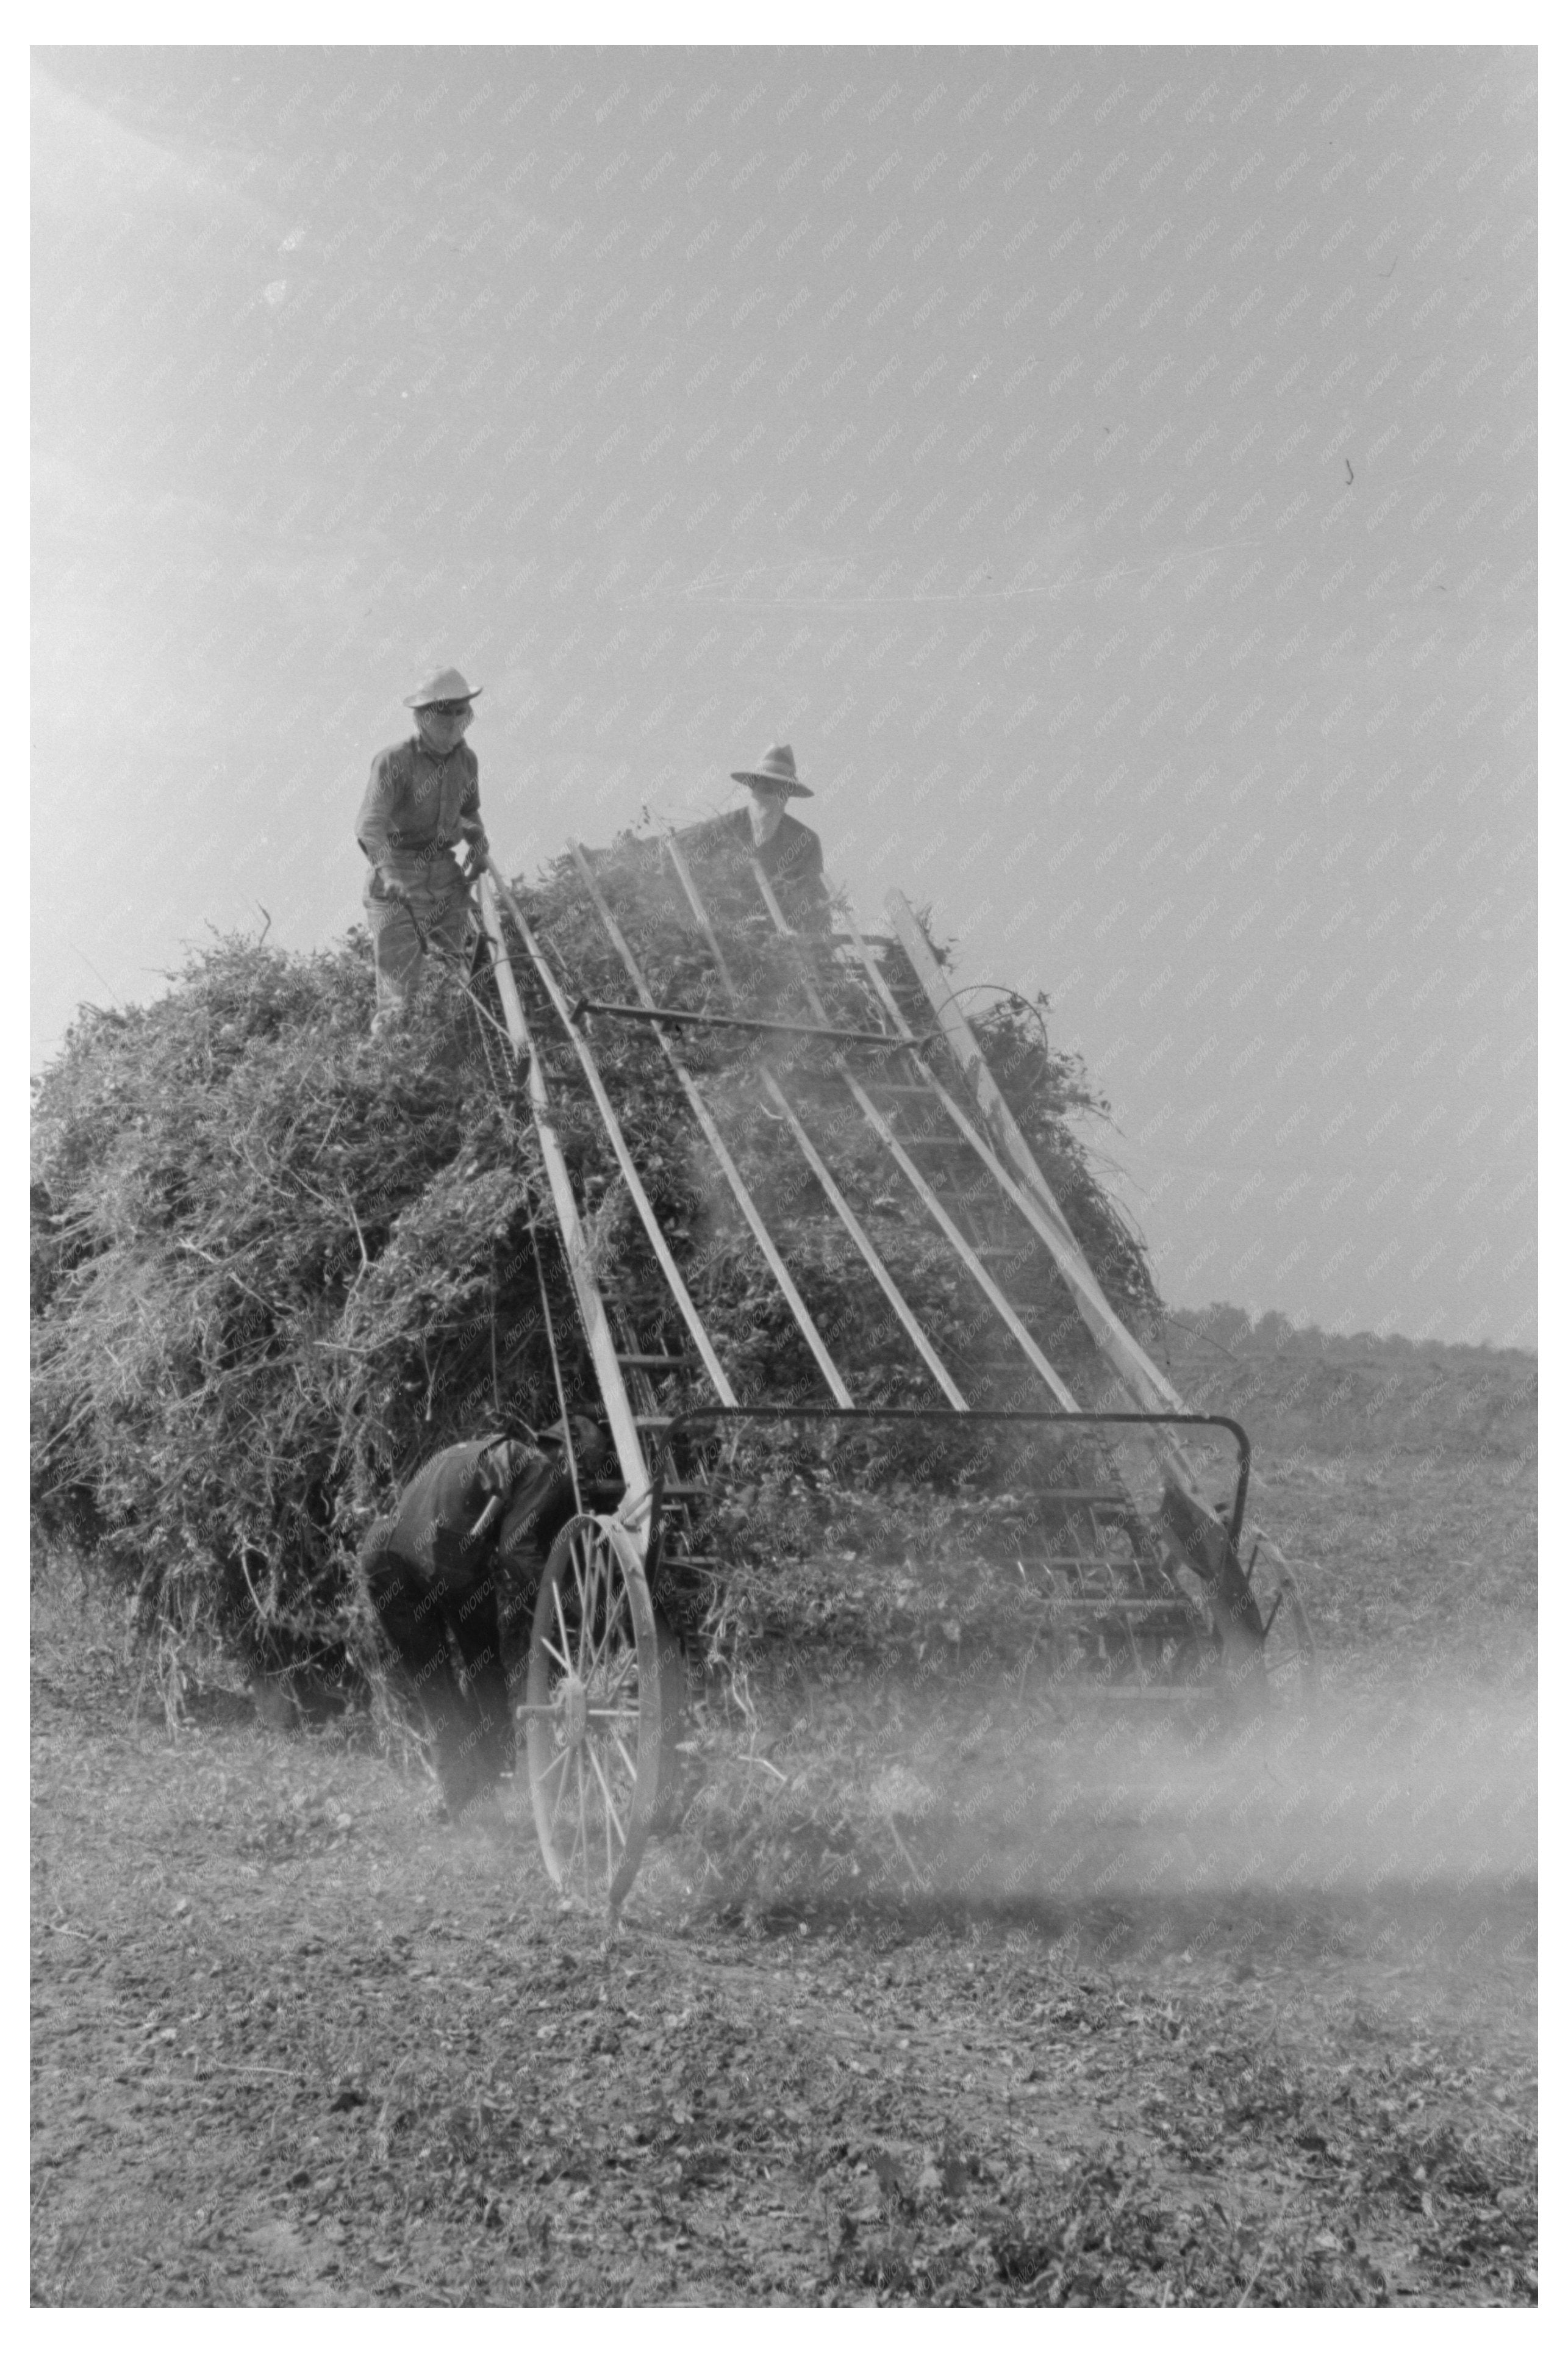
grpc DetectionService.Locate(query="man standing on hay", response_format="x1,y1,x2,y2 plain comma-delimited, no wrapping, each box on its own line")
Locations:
679,741,831,929
356,664,490,1035
359,1417,609,1817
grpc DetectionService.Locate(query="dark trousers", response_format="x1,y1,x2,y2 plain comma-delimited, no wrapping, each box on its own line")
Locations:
364,1547,513,1811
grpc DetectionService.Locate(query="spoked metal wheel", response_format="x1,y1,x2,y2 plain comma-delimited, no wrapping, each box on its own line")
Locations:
519,1514,665,1910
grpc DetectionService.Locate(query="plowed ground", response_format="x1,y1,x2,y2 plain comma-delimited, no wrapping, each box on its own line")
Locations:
32,1444,1536,2308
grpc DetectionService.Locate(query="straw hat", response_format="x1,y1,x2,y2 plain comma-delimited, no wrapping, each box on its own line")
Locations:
404,666,482,710
729,742,812,798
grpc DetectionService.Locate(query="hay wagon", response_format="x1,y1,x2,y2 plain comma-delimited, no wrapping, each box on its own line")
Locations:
471,840,1314,1913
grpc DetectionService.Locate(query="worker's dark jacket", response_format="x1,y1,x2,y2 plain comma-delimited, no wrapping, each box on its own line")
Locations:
359,1435,526,1812
360,1431,608,1812
679,806,829,927
363,1438,516,1589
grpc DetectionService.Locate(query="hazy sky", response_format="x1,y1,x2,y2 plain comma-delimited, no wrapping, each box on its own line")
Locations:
32,45,1536,1344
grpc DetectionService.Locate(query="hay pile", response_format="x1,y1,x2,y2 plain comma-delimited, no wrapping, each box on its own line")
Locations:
30,844,1164,1711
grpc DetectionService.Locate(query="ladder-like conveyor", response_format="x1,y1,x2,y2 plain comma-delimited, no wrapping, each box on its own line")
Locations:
473,846,1314,1913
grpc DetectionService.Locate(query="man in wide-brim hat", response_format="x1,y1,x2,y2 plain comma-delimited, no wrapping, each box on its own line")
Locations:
679,742,829,926
355,665,490,1033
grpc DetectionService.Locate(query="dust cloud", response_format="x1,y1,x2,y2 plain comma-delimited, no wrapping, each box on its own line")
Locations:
789,1650,1539,1930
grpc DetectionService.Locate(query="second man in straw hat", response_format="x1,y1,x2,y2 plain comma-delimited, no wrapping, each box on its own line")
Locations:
680,742,830,929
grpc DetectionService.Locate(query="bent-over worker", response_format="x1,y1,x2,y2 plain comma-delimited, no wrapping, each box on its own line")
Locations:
359,1418,611,1816
356,664,489,1033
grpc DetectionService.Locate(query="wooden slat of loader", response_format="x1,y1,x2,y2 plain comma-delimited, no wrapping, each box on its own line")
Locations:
884,889,1186,1418
485,869,737,1410
567,841,854,1410
743,858,1079,1413
878,891,1236,1511
476,876,650,1514
660,828,969,1414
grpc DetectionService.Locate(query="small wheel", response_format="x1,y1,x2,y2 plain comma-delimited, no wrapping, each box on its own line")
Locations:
518,1515,663,1910
1258,1555,1318,1725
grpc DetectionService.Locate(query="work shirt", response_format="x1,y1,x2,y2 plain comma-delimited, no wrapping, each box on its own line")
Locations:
356,738,482,879
680,805,829,921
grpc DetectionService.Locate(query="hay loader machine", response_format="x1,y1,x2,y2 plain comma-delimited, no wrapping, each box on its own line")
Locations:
471,843,1315,1913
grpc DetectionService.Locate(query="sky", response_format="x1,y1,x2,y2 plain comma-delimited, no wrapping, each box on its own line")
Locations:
32,43,1536,1345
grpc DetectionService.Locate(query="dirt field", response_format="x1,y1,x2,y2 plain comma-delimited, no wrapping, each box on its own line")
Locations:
32,1424,1536,2307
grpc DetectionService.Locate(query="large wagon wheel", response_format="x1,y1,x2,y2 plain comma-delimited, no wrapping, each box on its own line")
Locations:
518,1514,667,1910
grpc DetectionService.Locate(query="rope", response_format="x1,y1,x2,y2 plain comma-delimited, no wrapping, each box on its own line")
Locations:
488,1245,500,1414
526,1201,582,1517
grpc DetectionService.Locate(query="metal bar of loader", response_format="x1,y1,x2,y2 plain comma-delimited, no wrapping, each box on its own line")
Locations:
661,830,969,1412
872,891,1267,1662
567,841,854,1410
844,897,1205,1484
483,869,737,1410
475,874,650,1516
648,1403,1266,1688
743,857,1078,1411
885,888,1186,1416
571,996,922,1050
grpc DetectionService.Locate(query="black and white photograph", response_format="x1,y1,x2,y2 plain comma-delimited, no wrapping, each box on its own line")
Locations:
30,25,1538,2310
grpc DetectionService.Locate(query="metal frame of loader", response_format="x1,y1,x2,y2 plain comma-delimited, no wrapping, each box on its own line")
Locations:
473,842,1316,1914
